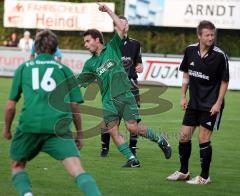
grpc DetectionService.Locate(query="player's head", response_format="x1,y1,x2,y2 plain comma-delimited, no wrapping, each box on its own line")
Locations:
83,29,104,54
119,16,129,34
197,20,216,47
23,31,31,39
35,29,58,55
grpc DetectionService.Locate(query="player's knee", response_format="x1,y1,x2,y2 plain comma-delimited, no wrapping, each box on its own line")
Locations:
199,127,212,143
179,132,191,142
11,161,26,174
63,157,84,177
108,126,118,135
126,124,138,134
198,135,211,144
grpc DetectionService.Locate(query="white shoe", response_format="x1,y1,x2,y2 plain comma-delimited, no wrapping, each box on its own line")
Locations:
24,193,33,196
186,176,211,185
166,171,190,181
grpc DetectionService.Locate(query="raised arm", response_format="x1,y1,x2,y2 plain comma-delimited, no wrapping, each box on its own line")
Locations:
98,3,125,39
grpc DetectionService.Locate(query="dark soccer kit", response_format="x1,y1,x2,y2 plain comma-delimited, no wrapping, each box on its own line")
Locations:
121,36,142,106
180,43,229,131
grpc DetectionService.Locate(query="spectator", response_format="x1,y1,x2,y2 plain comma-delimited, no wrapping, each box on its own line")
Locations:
3,32,19,47
18,31,34,51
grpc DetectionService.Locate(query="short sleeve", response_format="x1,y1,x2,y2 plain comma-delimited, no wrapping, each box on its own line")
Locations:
179,48,189,73
220,54,229,82
63,67,84,104
9,66,23,102
136,42,142,64
78,62,96,88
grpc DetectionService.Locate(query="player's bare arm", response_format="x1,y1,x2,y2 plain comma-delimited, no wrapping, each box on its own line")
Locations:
3,100,16,140
98,3,125,39
181,72,189,110
210,80,229,116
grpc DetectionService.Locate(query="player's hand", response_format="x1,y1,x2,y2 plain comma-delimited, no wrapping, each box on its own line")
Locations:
98,3,109,12
180,97,187,110
3,129,12,140
210,102,221,116
135,64,143,73
75,139,83,150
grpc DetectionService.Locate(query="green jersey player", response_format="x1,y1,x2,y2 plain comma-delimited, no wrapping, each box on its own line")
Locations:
3,30,101,196
79,3,172,167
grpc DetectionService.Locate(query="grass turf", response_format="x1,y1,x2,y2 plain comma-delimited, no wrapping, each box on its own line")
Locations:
0,77,239,196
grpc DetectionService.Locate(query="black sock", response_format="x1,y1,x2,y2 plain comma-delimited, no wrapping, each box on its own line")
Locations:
101,128,110,150
179,141,191,174
200,141,212,179
129,133,138,149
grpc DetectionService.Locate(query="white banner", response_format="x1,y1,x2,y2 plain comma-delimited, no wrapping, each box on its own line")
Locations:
0,48,239,90
4,1,114,32
125,0,240,29
139,56,240,90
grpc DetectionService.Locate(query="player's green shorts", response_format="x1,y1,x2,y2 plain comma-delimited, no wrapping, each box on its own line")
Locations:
103,91,141,125
10,130,80,161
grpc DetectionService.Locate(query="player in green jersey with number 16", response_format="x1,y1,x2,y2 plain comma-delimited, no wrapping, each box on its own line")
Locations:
2,30,101,196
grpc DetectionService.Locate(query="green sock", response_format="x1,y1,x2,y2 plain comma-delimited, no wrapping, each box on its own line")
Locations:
12,171,32,196
76,172,101,196
146,128,162,143
117,143,135,160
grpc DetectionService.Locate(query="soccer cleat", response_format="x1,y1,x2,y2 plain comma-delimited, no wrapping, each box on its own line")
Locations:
100,148,109,157
166,171,190,181
158,136,172,159
186,176,211,185
122,158,140,168
24,193,33,196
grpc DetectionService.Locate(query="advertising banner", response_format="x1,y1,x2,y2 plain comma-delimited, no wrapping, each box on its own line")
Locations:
124,0,240,29
0,48,239,90
4,0,114,32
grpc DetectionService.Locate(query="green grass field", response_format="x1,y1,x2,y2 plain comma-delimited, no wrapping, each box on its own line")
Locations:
0,77,239,196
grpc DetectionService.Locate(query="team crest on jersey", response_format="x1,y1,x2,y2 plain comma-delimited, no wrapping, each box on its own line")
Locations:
96,60,116,76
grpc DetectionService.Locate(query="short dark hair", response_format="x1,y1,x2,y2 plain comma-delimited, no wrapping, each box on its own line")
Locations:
83,29,104,44
197,20,215,35
119,16,128,21
35,30,58,55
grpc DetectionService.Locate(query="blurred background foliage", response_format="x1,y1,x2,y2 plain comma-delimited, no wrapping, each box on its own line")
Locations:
0,0,239,56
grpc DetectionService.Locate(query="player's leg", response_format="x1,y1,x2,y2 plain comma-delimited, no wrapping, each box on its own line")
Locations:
11,161,32,196
125,121,172,159
63,157,101,196
167,109,199,181
187,110,220,184
107,121,140,167
122,91,171,159
100,123,110,157
199,126,212,179
42,135,101,195
129,82,140,155
103,99,140,167
10,131,41,196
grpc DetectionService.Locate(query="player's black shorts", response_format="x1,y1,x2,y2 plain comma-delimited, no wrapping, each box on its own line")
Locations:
182,108,223,131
